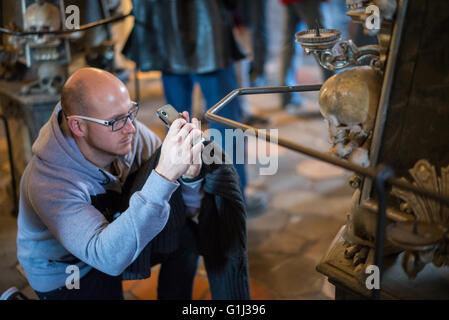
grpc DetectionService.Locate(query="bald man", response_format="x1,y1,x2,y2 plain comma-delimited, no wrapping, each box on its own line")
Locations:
16,68,205,300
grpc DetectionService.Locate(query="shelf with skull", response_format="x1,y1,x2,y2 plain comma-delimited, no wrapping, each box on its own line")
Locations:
20,0,71,96
1,0,73,96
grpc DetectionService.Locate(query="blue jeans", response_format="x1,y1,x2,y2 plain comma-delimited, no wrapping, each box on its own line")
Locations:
162,65,247,192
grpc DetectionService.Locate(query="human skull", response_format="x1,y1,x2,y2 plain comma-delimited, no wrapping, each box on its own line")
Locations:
37,63,66,95
24,1,61,46
319,66,382,164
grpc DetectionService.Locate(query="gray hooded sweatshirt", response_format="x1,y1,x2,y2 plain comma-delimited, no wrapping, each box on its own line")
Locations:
16,104,202,292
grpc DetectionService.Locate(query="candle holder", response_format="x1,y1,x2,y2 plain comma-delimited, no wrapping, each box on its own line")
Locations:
295,28,381,71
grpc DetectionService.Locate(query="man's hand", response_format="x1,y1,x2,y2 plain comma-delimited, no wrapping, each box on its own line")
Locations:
155,115,204,182
180,112,204,179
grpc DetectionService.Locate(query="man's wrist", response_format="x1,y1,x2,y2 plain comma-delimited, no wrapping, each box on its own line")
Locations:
155,166,176,183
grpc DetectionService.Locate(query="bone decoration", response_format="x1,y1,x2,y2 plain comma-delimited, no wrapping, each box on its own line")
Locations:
21,63,66,95
392,160,449,227
24,1,62,46
391,160,449,278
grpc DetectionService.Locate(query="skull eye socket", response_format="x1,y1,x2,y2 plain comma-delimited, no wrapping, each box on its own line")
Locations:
29,26,37,31
41,25,50,32
41,77,50,85
53,76,63,84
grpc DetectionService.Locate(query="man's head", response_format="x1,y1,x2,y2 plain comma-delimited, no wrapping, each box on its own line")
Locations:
62,68,137,166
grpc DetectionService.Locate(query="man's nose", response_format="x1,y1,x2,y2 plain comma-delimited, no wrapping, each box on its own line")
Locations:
122,118,136,134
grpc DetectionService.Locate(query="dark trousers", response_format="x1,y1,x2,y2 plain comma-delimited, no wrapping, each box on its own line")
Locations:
151,221,200,300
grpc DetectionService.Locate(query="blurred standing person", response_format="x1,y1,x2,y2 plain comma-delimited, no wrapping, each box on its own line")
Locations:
123,0,266,213
321,0,351,40
233,0,270,125
235,0,268,86
279,0,333,114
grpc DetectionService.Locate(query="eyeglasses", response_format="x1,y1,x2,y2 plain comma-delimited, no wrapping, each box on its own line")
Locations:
67,102,139,132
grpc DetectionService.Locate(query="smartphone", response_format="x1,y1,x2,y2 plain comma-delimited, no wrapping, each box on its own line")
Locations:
156,104,207,145
156,104,182,128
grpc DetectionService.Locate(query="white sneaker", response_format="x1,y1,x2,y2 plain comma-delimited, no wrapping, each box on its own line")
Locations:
0,287,29,300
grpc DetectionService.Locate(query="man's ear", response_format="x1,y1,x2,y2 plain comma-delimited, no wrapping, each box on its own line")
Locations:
67,118,86,137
